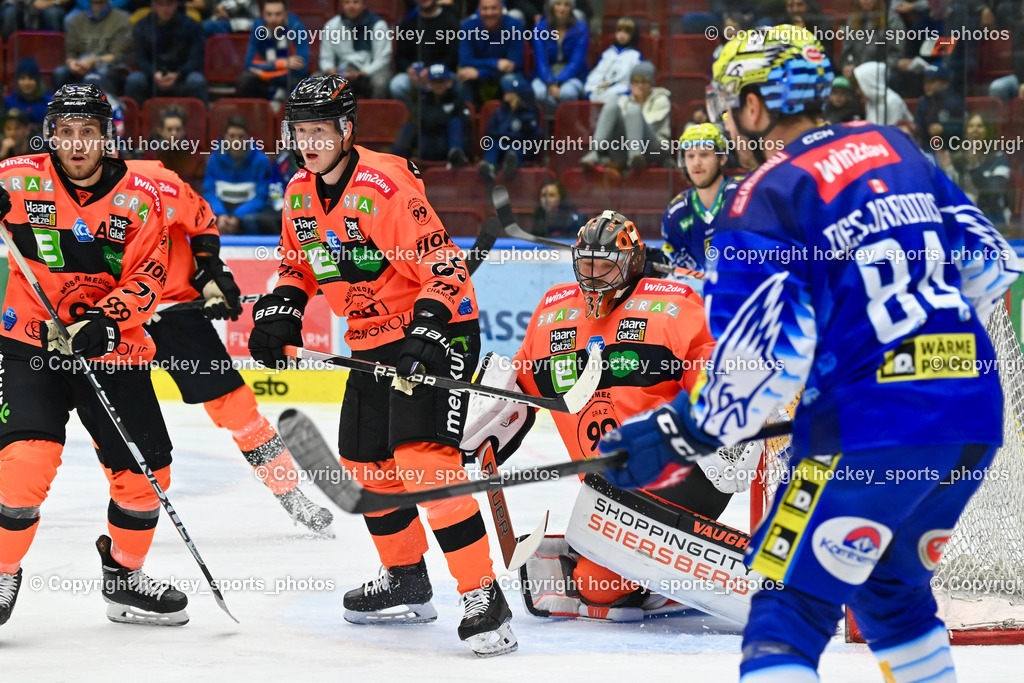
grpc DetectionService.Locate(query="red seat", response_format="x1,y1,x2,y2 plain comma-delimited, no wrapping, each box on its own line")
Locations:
6,31,65,89
604,0,666,22
669,0,709,14
657,74,709,105
356,99,409,152
204,34,250,96
560,167,622,215
664,35,717,76
209,98,280,158
141,97,209,148
620,168,689,238
551,101,604,175
288,0,332,13
501,168,557,212
435,207,485,238
118,96,141,146
422,167,489,214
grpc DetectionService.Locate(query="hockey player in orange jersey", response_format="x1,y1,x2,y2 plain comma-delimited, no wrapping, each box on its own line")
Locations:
461,211,762,620
247,74,515,656
0,85,188,627
127,159,333,534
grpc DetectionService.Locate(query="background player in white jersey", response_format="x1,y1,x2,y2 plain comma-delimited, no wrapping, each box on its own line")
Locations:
600,25,1020,683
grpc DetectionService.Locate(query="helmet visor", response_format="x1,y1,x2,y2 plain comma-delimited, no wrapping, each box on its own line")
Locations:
706,81,740,125
572,247,633,293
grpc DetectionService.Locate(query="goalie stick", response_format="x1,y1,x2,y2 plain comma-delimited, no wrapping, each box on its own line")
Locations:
156,219,500,314
477,439,549,570
490,186,705,281
284,345,603,414
0,220,238,623
277,407,793,515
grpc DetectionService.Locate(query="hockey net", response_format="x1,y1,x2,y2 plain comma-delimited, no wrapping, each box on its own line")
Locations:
751,303,1024,644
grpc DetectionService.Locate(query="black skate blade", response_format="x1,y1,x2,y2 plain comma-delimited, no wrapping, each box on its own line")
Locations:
105,602,189,627
343,602,438,625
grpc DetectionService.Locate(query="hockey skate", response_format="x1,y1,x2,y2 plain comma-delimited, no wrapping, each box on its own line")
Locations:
96,535,188,626
458,583,517,657
0,568,23,626
343,559,437,624
277,488,335,537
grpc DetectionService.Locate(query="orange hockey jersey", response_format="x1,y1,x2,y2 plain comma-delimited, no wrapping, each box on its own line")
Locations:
275,146,478,350
127,160,218,303
514,279,715,462
0,154,168,364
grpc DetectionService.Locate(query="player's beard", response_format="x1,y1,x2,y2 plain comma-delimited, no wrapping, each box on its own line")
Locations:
694,167,722,190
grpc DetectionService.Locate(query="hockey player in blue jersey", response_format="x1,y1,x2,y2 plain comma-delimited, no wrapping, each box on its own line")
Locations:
660,123,743,285
599,24,1021,683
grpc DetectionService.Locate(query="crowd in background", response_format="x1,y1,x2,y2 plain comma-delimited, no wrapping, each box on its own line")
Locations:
0,0,1020,236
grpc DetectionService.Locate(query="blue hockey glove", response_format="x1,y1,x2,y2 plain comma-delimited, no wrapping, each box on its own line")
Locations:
599,402,721,489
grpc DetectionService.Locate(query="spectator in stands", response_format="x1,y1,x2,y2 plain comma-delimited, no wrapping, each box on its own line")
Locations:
126,0,208,105
202,0,258,36
784,0,834,62
584,16,641,105
822,75,864,123
5,59,51,126
143,105,200,185
579,62,670,173
889,0,940,98
530,0,589,109
530,179,581,237
390,0,461,101
55,0,133,93
852,61,912,125
319,0,392,99
0,109,32,161
478,74,542,182
204,115,279,235
457,0,525,106
914,63,964,148
838,0,905,79
1,0,65,38
944,112,1013,231
238,0,310,101
988,5,1024,104
682,105,709,132
269,147,297,212
391,64,471,167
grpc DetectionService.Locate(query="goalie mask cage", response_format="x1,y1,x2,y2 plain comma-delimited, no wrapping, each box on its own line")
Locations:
751,303,1024,645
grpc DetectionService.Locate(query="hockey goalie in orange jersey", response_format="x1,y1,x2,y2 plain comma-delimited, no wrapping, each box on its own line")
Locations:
461,211,763,621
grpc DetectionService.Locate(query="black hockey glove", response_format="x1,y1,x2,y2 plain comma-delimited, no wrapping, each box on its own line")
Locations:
41,307,120,359
191,256,242,321
396,307,452,378
249,292,305,369
0,185,11,221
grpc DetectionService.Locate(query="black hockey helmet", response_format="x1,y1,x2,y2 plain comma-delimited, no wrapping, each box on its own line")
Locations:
43,84,116,153
282,75,357,174
572,210,646,319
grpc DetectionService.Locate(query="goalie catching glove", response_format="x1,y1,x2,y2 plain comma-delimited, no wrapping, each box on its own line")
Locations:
248,288,306,369
40,307,120,359
190,235,242,321
460,352,536,465
599,399,721,490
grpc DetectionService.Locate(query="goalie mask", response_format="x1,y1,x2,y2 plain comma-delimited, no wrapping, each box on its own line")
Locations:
572,211,646,320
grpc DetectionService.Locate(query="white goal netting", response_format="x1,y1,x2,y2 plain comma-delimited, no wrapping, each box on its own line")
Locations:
756,305,1024,636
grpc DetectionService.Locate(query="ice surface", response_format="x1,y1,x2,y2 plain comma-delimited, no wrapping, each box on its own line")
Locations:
5,404,1018,682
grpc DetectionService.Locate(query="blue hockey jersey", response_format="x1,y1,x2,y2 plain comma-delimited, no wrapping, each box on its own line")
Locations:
661,175,744,272
690,122,1020,456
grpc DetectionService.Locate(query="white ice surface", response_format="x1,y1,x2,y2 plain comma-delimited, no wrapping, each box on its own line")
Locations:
5,404,1019,682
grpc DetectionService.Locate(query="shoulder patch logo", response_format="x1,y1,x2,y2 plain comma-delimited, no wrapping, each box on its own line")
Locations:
791,131,902,204
352,166,397,198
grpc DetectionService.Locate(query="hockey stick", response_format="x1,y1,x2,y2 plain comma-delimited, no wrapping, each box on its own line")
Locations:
155,220,499,315
278,408,794,515
0,222,238,623
491,186,706,281
477,440,548,570
284,345,602,414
